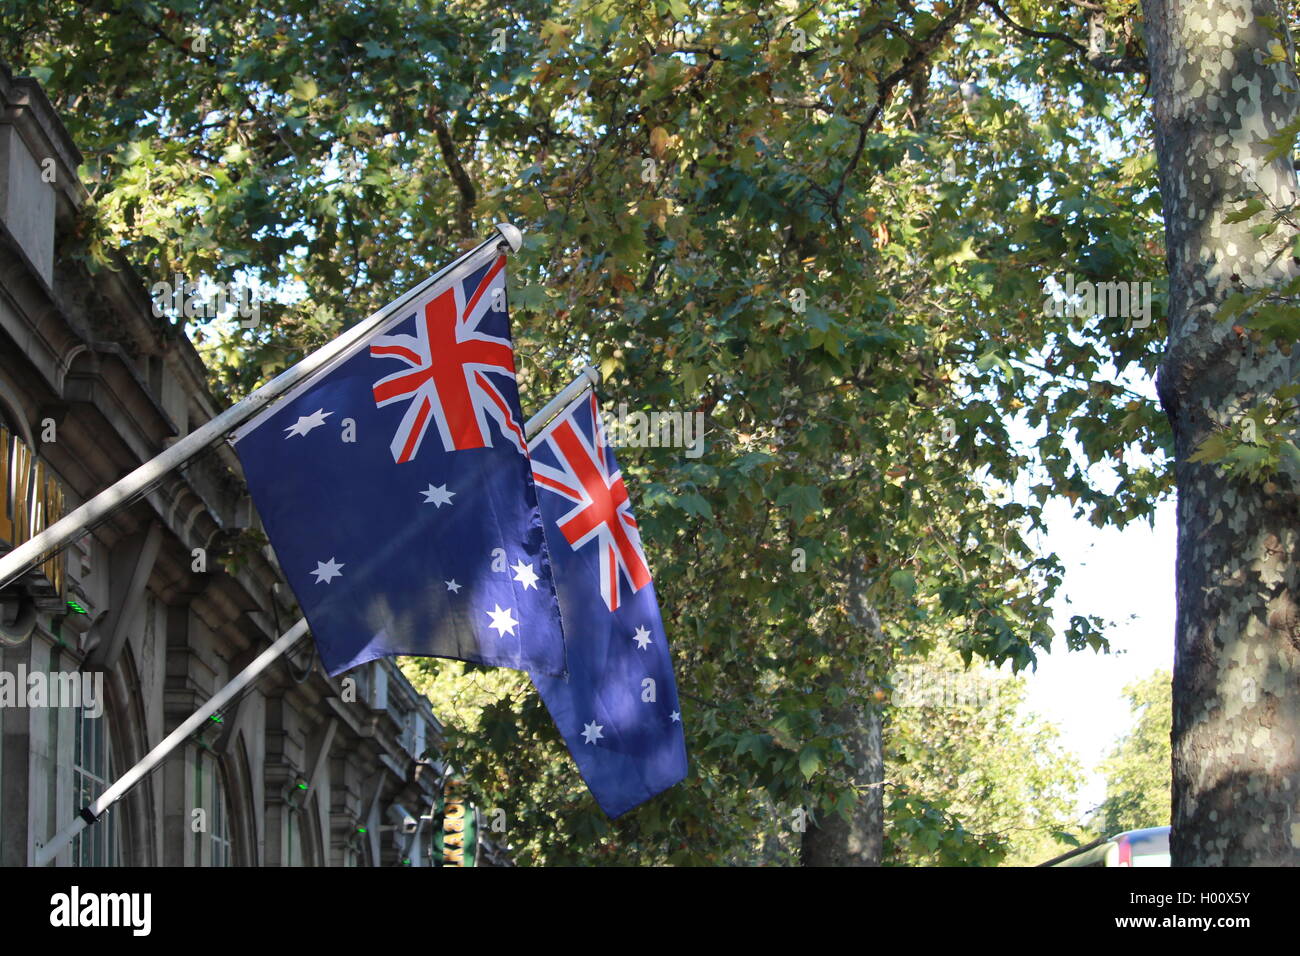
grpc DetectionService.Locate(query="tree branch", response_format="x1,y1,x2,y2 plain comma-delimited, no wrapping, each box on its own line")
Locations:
426,104,478,239
982,0,1147,75
830,0,983,222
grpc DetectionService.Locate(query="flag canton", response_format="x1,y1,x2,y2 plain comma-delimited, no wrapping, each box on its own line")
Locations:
232,257,566,678
529,391,652,612
530,391,687,817
370,254,526,462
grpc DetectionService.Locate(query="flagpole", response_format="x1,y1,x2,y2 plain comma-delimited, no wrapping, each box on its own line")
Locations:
34,618,311,866
0,223,526,592
524,365,601,438
31,366,597,866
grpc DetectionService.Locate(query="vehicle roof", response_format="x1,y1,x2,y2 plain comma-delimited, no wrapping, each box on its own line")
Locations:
1114,826,1170,850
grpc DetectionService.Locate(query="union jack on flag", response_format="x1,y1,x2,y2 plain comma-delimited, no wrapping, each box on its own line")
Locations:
530,390,652,611
230,250,567,679
528,388,687,818
370,254,526,463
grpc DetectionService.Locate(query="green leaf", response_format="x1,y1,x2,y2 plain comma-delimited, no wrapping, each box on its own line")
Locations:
798,745,822,780
936,236,979,268
675,492,714,520
678,364,706,396
1278,440,1300,477
974,349,1012,378
1052,830,1082,848
774,484,822,523
890,569,917,597
732,451,777,473
1261,115,1300,163
290,75,318,101
1223,197,1265,224
1188,431,1230,464
769,717,797,751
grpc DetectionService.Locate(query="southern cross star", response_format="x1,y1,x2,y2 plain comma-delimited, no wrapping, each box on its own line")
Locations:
420,484,455,507
511,559,540,590
581,720,604,745
486,604,519,637
285,408,332,438
311,557,344,584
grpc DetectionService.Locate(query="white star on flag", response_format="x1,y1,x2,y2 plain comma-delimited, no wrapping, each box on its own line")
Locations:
420,484,455,507
311,557,344,584
581,720,604,745
486,604,519,637
445,579,462,593
511,559,539,590
670,711,681,723
632,625,653,649
285,408,332,438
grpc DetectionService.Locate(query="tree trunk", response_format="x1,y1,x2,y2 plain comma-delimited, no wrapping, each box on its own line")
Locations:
800,704,883,866
801,582,884,867
1143,0,1300,864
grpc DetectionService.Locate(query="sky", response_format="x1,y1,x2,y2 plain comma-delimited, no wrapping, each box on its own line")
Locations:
980,71,1174,820
1017,493,1176,816
982,268,1174,822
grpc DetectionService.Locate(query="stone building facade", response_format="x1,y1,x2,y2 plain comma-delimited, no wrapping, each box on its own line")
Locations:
0,62,478,867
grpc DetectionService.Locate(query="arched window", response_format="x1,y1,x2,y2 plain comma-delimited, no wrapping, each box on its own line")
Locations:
210,761,232,866
72,706,120,866
286,806,305,866
193,750,233,866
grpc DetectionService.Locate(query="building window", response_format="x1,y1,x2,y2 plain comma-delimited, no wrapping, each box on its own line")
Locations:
194,751,233,866
210,759,232,866
287,807,304,866
72,706,119,866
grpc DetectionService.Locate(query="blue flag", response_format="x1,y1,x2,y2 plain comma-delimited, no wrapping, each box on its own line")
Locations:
232,253,566,678
528,390,688,817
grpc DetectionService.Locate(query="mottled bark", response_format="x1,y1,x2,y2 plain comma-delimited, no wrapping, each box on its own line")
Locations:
1143,0,1300,864
801,584,884,867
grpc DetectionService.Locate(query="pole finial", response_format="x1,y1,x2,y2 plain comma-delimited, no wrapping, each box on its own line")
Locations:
495,222,524,252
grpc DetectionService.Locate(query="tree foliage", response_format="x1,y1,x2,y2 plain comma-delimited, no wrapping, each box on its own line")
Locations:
885,647,1085,866
0,0,1180,863
1093,669,1171,838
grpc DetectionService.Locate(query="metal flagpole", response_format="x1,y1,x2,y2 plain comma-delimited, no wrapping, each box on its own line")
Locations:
523,365,601,438
0,222,525,592
32,366,600,866
35,618,311,866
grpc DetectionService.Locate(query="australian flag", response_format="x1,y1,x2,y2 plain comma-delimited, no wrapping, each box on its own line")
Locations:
528,390,687,817
231,253,567,678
